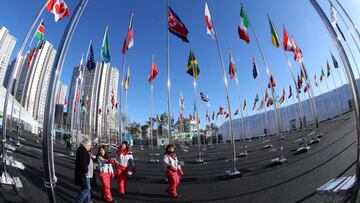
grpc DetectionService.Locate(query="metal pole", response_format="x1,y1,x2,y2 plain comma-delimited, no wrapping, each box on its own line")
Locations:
248,10,284,161
42,0,88,201
279,25,305,131
104,64,112,150
333,0,360,42
189,45,202,163
2,2,46,181
308,1,360,202
330,64,343,114
206,0,239,175
235,74,247,153
166,0,172,144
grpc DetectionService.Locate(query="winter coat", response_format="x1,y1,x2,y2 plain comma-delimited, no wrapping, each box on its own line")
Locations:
75,145,90,189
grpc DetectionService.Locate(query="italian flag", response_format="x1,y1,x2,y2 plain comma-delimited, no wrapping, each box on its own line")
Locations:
238,6,250,43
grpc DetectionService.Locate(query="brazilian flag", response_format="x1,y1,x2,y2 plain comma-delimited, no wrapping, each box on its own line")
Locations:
101,27,111,63
186,50,200,79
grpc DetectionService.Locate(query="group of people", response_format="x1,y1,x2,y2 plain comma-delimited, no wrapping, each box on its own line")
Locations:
74,139,184,203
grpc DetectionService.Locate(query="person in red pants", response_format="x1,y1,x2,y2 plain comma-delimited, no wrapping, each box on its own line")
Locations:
163,144,184,198
115,141,135,197
96,146,117,203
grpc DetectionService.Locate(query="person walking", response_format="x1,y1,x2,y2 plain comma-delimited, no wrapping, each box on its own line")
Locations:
66,135,72,151
115,141,136,197
96,146,117,203
75,139,93,203
163,144,184,198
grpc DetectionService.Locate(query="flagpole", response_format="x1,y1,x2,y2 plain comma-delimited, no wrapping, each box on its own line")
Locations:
165,0,172,144
256,75,268,137
75,53,84,145
279,25,305,132
149,54,158,162
335,66,347,112
206,0,239,175
248,9,285,163
82,41,92,136
41,0,88,201
317,76,329,119
329,62,343,115
309,1,360,202
232,55,247,155
331,0,360,54
118,12,133,145
1,3,47,184
189,45,203,163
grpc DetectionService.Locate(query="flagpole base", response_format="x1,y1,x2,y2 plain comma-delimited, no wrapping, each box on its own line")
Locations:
239,151,248,157
149,158,159,163
271,157,288,165
195,158,205,164
309,137,320,145
0,172,14,185
225,169,242,177
296,146,310,153
264,144,273,149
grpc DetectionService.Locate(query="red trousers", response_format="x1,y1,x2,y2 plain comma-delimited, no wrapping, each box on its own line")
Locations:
166,170,180,197
98,172,113,201
116,166,128,195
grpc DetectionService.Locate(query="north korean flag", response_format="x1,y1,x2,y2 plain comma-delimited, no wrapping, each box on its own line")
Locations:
168,6,189,43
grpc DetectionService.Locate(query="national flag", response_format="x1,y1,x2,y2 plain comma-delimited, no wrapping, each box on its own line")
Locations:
243,99,246,110
124,67,130,91
228,54,236,79
300,69,306,83
268,16,280,48
288,85,292,98
122,12,134,55
234,109,239,116
111,93,115,109
252,56,259,79
292,37,303,62
314,74,318,87
304,82,310,93
186,50,200,79
205,2,215,39
205,111,210,122
320,69,324,82
266,97,274,107
265,88,269,101
27,48,38,69
225,111,229,119
86,42,96,71
327,61,331,77
189,114,194,121
330,3,346,41
179,92,185,111
46,0,70,22
278,88,285,104
168,6,189,42
216,106,224,118
238,5,250,43
86,95,90,110
212,111,215,120
331,52,339,68
283,27,295,52
268,74,276,88
252,94,259,110
148,57,158,84
98,108,102,115
257,99,265,111
297,74,303,90
179,113,184,121
35,20,45,41
101,27,111,63
200,92,209,103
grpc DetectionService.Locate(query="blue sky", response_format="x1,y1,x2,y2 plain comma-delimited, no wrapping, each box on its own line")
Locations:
1,0,360,127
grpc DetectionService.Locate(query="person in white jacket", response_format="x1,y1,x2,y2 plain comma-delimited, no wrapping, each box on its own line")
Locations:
163,144,184,198
95,146,116,203
115,141,135,197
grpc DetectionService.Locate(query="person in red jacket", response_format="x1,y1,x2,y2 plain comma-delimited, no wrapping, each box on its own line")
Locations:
96,146,117,203
115,141,135,197
163,144,184,198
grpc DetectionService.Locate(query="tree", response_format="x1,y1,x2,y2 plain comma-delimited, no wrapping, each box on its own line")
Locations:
126,122,141,139
175,118,190,133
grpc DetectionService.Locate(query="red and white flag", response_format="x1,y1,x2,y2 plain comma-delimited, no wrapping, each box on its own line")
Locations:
283,27,295,52
122,12,134,54
205,2,215,39
46,0,70,22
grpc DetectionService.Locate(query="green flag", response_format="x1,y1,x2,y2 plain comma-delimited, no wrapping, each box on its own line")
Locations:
186,50,200,79
101,27,111,63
